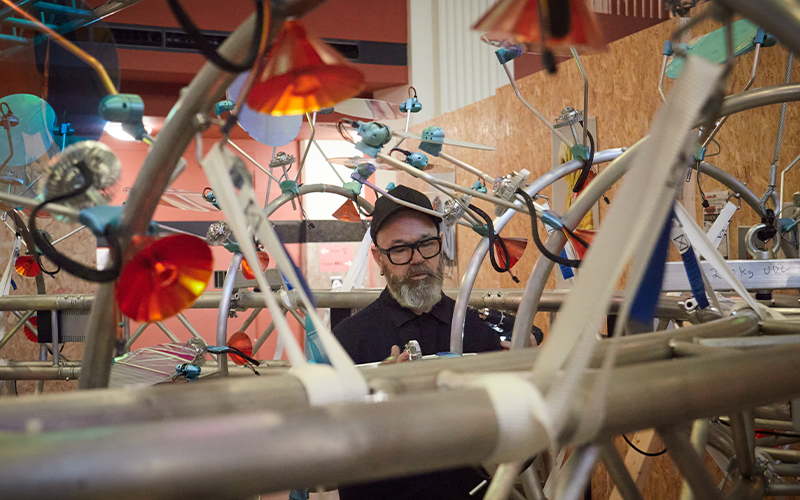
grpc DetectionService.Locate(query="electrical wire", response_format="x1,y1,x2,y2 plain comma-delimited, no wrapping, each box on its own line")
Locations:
167,0,265,73
622,433,667,457
517,188,582,268
29,161,122,283
696,161,709,208
468,204,519,283
572,127,596,193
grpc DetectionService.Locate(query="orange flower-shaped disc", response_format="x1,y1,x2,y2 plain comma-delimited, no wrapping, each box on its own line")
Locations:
495,237,528,270
14,255,40,277
248,20,365,116
332,199,362,223
241,251,270,280
116,234,213,322
227,331,253,366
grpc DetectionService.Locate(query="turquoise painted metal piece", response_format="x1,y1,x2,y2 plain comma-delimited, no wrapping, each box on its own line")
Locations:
666,19,761,79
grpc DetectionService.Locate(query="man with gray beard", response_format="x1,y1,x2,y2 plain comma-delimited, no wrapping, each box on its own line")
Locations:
333,185,501,500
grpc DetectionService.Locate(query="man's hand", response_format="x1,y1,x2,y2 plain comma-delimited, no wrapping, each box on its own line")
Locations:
380,345,410,364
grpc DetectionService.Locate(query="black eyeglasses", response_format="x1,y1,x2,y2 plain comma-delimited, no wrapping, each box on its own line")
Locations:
376,236,442,265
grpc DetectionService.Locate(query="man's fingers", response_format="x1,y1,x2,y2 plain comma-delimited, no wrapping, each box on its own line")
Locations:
397,350,411,363
380,345,403,364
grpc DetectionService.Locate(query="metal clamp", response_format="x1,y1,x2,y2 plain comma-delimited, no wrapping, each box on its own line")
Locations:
726,192,742,210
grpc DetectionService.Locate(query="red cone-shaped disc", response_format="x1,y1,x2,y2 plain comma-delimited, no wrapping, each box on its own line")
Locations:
248,20,365,116
227,331,253,366
116,234,213,322
23,316,37,343
568,229,596,259
14,255,40,277
495,237,527,269
332,199,361,223
241,251,270,280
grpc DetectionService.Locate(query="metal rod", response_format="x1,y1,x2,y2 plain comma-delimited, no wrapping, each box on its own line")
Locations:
295,112,316,182
658,55,668,102
570,47,589,147
779,152,800,212
251,321,276,355
551,445,600,500
217,253,244,377
237,308,262,333
0,309,35,350
263,183,373,217
228,140,281,183
154,321,180,343
51,225,87,245
729,411,757,478
501,62,574,148
520,464,546,500
0,191,80,218
484,462,522,500
438,152,494,184
658,427,722,500
124,323,149,351
600,439,644,500
679,419,711,500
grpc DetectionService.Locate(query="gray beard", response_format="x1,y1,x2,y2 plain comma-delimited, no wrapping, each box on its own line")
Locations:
384,259,445,313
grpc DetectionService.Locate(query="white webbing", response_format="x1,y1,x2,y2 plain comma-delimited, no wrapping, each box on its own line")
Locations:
675,201,763,317
532,56,725,441
201,144,368,403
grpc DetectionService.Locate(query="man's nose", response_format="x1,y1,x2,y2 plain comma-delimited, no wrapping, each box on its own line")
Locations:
410,247,426,264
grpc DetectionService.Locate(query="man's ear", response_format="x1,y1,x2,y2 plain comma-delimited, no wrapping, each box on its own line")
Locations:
370,246,382,266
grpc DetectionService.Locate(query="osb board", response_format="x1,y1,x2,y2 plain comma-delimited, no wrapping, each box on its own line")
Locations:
407,13,800,336
0,217,98,396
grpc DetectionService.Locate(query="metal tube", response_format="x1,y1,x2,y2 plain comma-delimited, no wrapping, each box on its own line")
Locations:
501,62,573,148
0,365,80,380
510,141,640,349
658,427,721,500
695,161,764,217
238,308,262,333
217,253,244,377
756,446,800,462
125,323,149,351
766,481,800,495
263,183,373,217
551,445,599,500
252,322,276,355
483,462,522,500
779,152,800,213
520,464,546,500
228,140,281,183
438,152,494,183
699,83,800,128
729,411,757,478
0,315,759,433
571,47,589,147
51,225,87,245
600,440,644,500
0,309,35,350
658,55,668,102
679,418,711,500
154,321,180,343
451,148,624,353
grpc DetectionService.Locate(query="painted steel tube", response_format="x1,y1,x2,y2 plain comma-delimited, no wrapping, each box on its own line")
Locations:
0,310,35,351
510,140,642,348
450,148,625,354
700,84,800,128
766,481,800,495
728,411,757,478
657,427,722,500
0,315,758,433
263,183,373,217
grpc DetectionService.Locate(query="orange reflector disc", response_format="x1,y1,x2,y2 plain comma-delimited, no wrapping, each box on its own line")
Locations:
241,251,270,280
248,20,365,116
227,331,254,366
14,255,40,277
23,316,37,343
116,234,213,322
495,237,528,269
332,199,362,223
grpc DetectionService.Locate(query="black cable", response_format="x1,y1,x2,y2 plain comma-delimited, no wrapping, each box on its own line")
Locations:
29,161,122,283
563,226,590,249
572,127,596,193
622,434,668,457
696,161,709,208
166,0,264,73
468,204,519,283
517,188,582,268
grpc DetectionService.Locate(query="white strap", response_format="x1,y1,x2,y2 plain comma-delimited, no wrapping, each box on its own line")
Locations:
291,364,345,406
674,202,763,317
467,374,555,463
706,200,737,250
340,230,371,292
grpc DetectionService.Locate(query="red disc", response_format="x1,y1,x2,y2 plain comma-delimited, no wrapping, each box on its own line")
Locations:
227,331,253,366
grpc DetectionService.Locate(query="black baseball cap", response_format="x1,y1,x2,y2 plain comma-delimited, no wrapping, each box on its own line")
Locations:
370,185,442,243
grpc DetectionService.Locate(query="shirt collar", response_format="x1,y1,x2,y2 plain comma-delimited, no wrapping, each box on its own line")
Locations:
379,287,453,326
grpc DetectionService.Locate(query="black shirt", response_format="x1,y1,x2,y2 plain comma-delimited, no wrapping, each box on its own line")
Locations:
332,288,502,500
334,288,502,364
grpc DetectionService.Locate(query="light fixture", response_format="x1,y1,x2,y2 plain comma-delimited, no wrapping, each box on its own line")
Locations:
104,122,153,142
241,251,270,280
247,20,365,116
